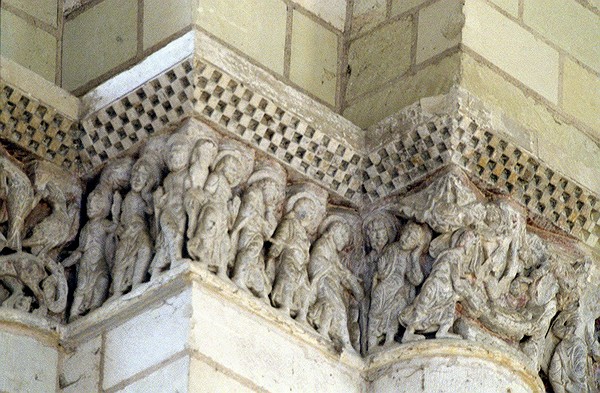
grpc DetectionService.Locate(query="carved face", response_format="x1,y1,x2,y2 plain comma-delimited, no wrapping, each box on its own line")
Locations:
167,141,190,172
331,222,351,250
130,163,150,192
368,220,390,253
216,156,243,186
261,179,283,205
399,223,422,250
191,140,218,165
293,198,316,227
87,191,110,219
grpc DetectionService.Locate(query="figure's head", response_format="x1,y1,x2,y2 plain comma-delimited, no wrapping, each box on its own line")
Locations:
365,213,397,253
293,197,316,227
327,221,351,251
130,160,151,192
166,135,192,172
87,190,111,219
191,138,218,165
215,155,243,186
399,222,428,250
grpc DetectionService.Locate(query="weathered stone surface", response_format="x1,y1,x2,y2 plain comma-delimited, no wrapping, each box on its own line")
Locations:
60,335,102,393
114,356,190,393
416,0,464,64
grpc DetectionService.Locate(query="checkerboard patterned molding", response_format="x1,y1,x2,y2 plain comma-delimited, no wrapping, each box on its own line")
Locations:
195,60,363,203
79,59,195,168
364,115,600,248
0,81,82,171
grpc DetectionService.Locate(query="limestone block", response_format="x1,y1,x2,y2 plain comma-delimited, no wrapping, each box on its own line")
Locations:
460,53,600,193
524,0,600,72
0,9,57,82
197,0,287,75
291,0,347,31
62,0,138,91
114,356,190,393
463,0,559,103
4,0,58,27
488,0,519,16
189,357,256,393
390,0,429,17
352,0,387,37
344,52,460,128
562,58,600,135
143,0,192,50
416,0,464,64
290,11,339,105
189,284,364,392
102,289,192,389
60,335,102,393
0,330,58,393
346,16,413,101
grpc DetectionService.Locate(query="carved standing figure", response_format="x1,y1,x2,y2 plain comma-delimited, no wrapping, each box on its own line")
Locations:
62,190,116,320
400,229,478,342
367,221,431,349
231,161,286,299
110,156,160,298
187,142,253,278
267,184,326,322
0,155,36,251
307,216,363,350
150,132,195,277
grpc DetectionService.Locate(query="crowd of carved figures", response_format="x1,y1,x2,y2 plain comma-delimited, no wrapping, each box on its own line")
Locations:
0,120,599,392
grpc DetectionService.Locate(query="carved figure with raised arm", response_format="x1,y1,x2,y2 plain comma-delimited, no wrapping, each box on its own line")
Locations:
400,229,478,343
231,160,286,299
307,215,364,350
367,220,431,350
62,190,116,320
267,183,327,322
187,140,254,278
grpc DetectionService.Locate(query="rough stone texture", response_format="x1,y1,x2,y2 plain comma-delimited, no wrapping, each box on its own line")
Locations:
0,329,59,393
196,0,287,75
289,11,339,105
351,0,387,38
102,289,191,390
0,9,57,83
463,0,559,103
524,0,600,72
346,15,413,101
189,357,257,393
416,0,464,64
60,335,102,393
62,0,138,91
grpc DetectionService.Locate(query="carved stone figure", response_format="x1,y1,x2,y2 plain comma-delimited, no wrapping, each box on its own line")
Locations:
0,155,36,251
400,229,478,342
187,141,254,278
62,190,116,320
110,154,161,298
307,216,364,350
368,221,431,349
184,135,219,242
150,131,195,276
267,184,327,321
231,160,286,299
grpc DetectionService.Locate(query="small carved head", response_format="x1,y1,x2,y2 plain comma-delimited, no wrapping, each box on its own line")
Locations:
191,138,218,166
130,160,152,193
365,212,397,254
399,222,428,251
166,134,192,172
87,190,111,219
214,155,243,186
329,221,351,251
293,197,317,227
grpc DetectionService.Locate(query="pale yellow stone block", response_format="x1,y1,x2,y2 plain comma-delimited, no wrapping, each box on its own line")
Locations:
197,0,287,75
391,0,429,16
62,0,138,91
416,0,464,64
352,0,387,37
0,9,57,82
292,0,347,31
461,53,600,193
524,0,600,72
144,0,192,50
346,16,413,101
189,358,255,393
562,58,600,135
463,0,559,103
488,0,519,16
289,11,339,105
344,52,460,128
5,0,58,27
